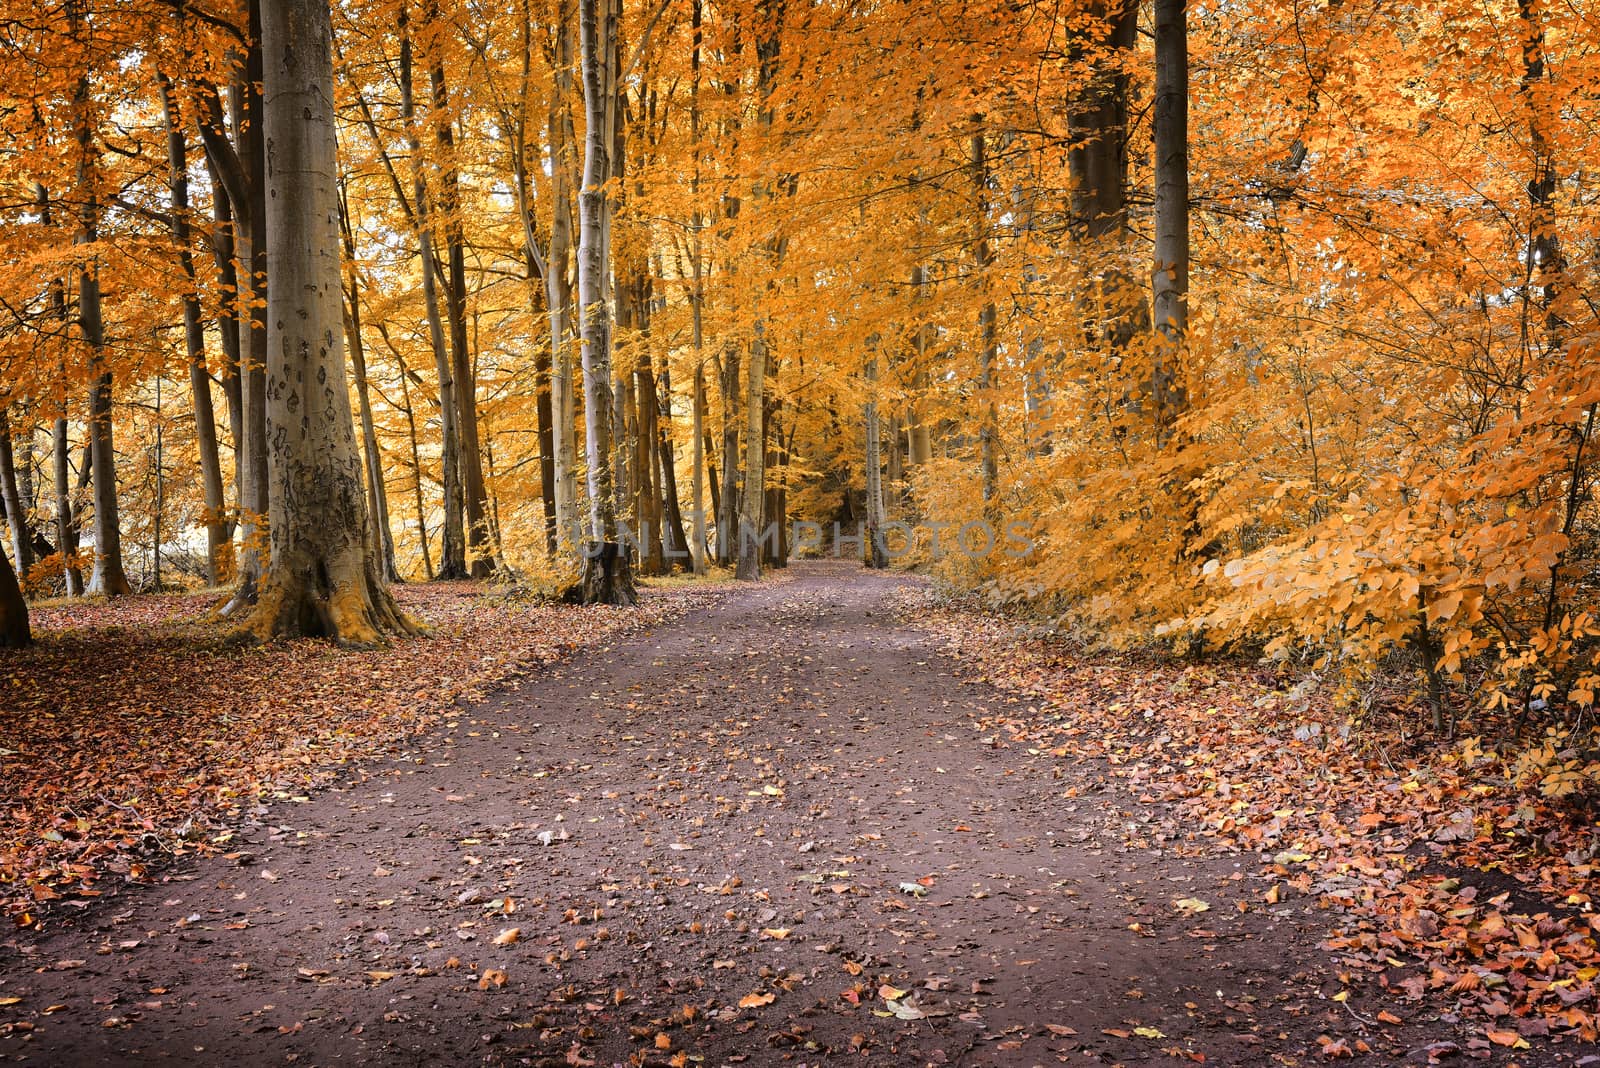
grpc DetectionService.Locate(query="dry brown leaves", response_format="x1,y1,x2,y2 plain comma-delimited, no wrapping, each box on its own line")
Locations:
0,580,731,924
900,587,1600,1053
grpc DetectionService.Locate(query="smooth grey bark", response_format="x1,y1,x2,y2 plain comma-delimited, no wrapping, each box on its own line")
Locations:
67,0,129,598
1152,0,1190,439
398,2,467,579
906,265,934,466
78,201,131,593
391,348,435,579
734,326,767,580
735,1,784,581
572,0,636,605
863,354,887,569
1069,1,1137,239
0,411,32,576
971,118,998,506
160,76,228,585
338,193,400,583
691,363,708,574
205,153,245,513
547,0,581,551
654,344,691,570
716,345,741,565
53,418,83,595
234,0,271,607
688,0,708,574
423,0,493,578
240,0,417,644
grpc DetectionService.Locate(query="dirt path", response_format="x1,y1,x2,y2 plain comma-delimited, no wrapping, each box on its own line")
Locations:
0,563,1470,1065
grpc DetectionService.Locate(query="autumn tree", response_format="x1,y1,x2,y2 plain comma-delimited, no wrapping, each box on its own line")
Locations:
570,0,637,605
235,0,417,644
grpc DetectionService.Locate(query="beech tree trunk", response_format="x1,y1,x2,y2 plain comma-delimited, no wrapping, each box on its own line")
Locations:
0,411,32,576
549,0,581,552
655,349,691,570
238,0,418,645
339,197,400,583
906,265,935,466
572,0,636,605
423,2,492,578
717,345,741,565
398,2,466,579
735,2,785,580
1070,1,1137,239
863,355,888,569
84,363,130,597
394,354,435,579
688,0,708,575
160,76,228,586
691,362,708,574
735,327,767,580
1152,0,1190,440
69,1,131,599
971,118,998,507
235,0,271,607
52,418,83,595
0,539,26,648
206,156,245,514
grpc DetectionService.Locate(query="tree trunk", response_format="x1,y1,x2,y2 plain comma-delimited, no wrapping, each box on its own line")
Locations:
68,3,131,599
238,0,418,645
691,362,708,574
717,345,741,565
625,275,666,575
1151,0,1190,441
339,197,400,583
84,366,130,597
52,419,83,595
234,0,272,608
906,265,935,466
971,118,998,507
424,3,493,578
655,351,690,571
572,0,636,605
0,540,27,648
549,0,581,552
863,355,888,569
206,155,245,514
763,398,787,567
735,326,767,580
687,0,708,575
886,412,903,494
735,1,785,580
0,411,33,577
1070,1,1137,239
399,2,466,579
395,354,435,579
160,76,228,586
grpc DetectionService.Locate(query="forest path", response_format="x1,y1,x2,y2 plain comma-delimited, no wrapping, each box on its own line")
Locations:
3,561,1352,1066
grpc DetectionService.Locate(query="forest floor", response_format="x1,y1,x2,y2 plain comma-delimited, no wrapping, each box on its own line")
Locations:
0,561,1593,1066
